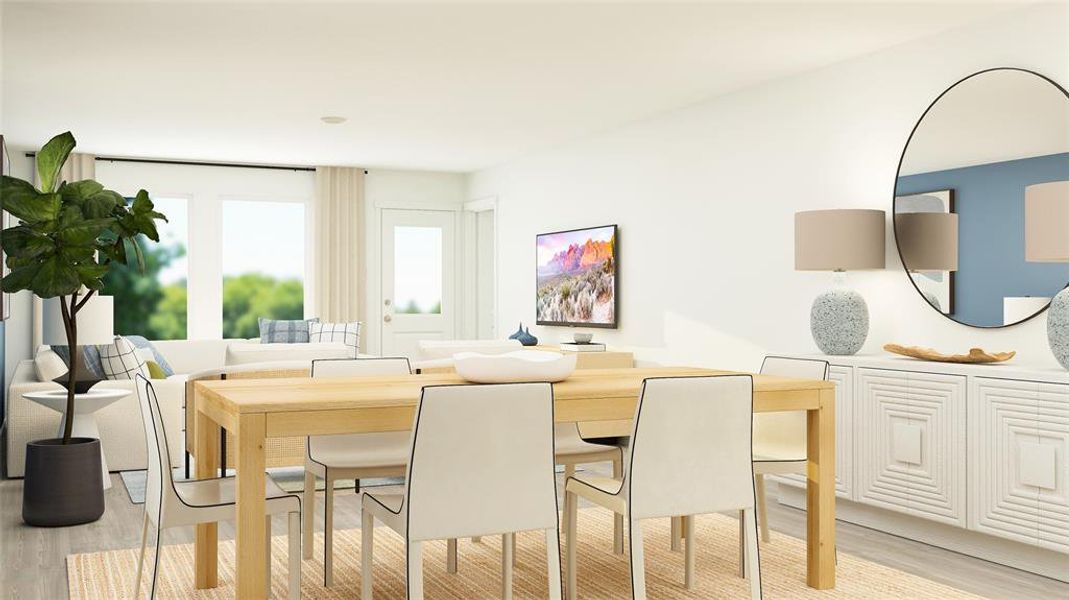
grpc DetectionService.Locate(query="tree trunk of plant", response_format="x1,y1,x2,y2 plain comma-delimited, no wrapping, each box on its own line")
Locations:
60,294,78,444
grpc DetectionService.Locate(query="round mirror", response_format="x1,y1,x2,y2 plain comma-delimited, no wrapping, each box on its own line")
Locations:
895,68,1069,328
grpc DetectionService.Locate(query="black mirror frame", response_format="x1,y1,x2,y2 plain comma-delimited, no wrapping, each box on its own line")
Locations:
893,66,1069,329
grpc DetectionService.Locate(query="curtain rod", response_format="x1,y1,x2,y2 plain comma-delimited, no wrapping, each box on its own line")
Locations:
23,153,368,174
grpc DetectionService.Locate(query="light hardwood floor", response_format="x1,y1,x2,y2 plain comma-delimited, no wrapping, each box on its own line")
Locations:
0,467,1065,599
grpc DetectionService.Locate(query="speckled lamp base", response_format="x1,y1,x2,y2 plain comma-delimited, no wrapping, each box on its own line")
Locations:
1048,287,1069,370
811,288,869,355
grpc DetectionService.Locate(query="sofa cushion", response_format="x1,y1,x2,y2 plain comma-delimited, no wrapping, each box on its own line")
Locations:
124,335,175,376
50,344,106,379
309,322,361,357
99,336,151,380
416,339,523,361
259,317,319,343
33,347,69,382
225,342,349,366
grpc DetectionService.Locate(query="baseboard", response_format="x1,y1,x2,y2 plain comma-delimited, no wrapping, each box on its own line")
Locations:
778,484,1069,583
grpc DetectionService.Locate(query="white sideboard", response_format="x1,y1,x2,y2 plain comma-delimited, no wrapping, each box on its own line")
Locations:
776,354,1069,581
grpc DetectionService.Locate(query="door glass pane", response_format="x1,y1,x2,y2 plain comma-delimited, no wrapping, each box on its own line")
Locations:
394,226,442,314
222,201,305,338
103,196,188,340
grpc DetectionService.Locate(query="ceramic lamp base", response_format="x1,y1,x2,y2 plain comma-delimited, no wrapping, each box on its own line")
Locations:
1048,287,1069,369
811,288,869,356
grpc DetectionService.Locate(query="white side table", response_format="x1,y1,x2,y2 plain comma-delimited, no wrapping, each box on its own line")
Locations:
23,388,130,490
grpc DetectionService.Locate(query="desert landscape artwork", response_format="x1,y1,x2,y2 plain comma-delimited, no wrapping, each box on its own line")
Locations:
536,225,617,327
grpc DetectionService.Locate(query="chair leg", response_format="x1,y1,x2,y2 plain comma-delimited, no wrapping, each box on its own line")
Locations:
150,525,163,599
502,533,514,600
670,516,682,552
407,540,424,600
738,510,746,578
288,512,301,600
561,464,576,540
545,527,563,600
266,515,273,595
755,474,770,543
743,507,762,600
564,491,578,600
612,458,624,555
629,517,647,600
303,470,315,560
324,474,335,587
361,510,374,600
447,538,458,574
133,511,150,599
684,514,696,589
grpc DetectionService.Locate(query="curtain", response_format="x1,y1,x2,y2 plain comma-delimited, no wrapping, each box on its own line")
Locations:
313,167,366,332
32,153,96,349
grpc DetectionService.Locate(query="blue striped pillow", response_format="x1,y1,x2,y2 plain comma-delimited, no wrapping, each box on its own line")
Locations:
258,317,319,343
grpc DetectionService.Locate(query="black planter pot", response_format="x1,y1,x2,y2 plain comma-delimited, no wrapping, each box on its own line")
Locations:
23,438,105,527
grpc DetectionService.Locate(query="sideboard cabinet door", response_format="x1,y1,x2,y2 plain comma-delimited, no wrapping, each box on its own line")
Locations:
857,368,967,526
970,378,1069,553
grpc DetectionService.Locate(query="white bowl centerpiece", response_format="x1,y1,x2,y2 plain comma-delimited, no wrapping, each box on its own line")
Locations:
453,350,577,383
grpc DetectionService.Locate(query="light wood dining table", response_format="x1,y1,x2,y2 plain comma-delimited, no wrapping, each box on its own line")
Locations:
191,366,836,598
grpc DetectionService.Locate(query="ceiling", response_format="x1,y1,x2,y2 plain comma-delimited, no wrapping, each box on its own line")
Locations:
1,1,1026,172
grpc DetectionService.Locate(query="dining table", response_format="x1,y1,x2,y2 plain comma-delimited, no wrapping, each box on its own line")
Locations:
191,366,837,598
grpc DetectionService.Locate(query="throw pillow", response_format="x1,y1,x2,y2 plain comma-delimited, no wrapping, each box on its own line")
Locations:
145,360,168,380
258,317,319,344
308,322,361,357
98,336,150,380
124,335,176,376
50,344,106,379
33,347,69,382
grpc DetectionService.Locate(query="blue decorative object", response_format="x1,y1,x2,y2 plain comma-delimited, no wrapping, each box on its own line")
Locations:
508,323,539,346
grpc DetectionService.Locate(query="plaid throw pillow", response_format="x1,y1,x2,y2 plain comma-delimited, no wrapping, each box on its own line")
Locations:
98,336,150,380
308,322,361,357
258,317,319,343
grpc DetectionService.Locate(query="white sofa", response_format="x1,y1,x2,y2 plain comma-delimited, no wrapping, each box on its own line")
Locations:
5,339,351,478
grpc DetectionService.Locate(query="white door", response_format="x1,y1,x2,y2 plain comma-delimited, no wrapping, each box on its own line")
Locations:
380,209,455,357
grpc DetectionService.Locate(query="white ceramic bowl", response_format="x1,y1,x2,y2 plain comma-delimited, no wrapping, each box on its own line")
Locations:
453,350,577,383
573,332,594,344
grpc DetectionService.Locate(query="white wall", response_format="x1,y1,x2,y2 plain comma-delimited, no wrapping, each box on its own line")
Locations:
469,4,1069,371
362,169,469,353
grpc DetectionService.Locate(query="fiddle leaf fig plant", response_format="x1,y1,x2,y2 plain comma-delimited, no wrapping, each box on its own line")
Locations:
1,132,166,443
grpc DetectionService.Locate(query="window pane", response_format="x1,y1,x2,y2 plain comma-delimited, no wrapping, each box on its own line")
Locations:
103,197,188,340
222,201,305,338
394,226,442,314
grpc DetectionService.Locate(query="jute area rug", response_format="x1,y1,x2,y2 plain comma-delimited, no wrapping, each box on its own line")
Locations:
67,510,981,599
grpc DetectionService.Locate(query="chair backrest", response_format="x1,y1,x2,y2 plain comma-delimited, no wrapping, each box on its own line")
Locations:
625,375,754,519
405,383,557,541
135,374,177,524
311,357,412,378
753,356,829,456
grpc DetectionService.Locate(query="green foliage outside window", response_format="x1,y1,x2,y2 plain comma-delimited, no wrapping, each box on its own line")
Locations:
223,273,303,339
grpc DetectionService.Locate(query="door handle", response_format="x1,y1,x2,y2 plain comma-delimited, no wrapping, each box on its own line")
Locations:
384,314,392,323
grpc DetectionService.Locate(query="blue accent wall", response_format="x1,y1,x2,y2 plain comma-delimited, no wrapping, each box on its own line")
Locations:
897,152,1069,327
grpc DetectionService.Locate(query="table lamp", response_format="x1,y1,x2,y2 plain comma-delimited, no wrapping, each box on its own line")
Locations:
42,295,115,392
1025,180,1069,369
895,212,959,312
795,209,886,355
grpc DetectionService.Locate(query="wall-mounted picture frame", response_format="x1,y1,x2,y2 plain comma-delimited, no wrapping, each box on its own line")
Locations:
895,189,956,315
0,134,10,321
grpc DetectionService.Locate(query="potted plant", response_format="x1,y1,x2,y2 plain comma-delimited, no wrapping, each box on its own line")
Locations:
1,132,166,526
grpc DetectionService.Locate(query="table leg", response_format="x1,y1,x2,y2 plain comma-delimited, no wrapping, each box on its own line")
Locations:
236,413,268,599
806,387,836,589
194,409,220,589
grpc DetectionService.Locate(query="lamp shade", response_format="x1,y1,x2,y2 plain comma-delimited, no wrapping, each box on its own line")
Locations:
795,209,886,271
42,295,115,346
895,212,959,272
1026,181,1069,262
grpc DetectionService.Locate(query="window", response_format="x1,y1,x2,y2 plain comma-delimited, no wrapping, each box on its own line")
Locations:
393,226,442,314
103,197,188,340
221,200,306,338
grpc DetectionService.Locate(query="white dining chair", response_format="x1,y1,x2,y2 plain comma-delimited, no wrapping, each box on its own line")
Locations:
752,356,829,542
303,357,453,587
132,375,302,599
361,382,563,600
564,375,761,600
555,425,625,555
